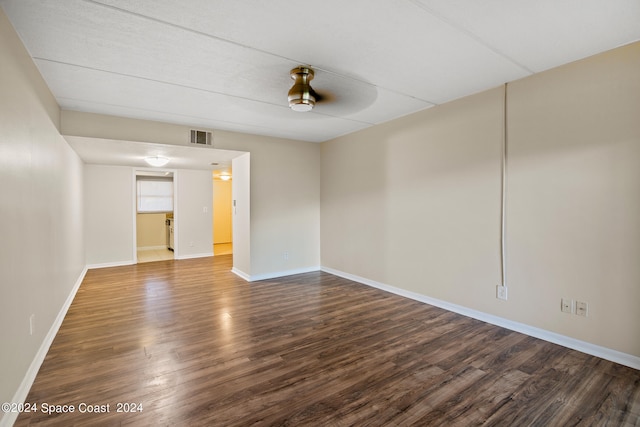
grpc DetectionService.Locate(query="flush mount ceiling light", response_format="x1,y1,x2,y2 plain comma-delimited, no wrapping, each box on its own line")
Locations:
144,156,169,167
220,174,231,181
288,66,316,112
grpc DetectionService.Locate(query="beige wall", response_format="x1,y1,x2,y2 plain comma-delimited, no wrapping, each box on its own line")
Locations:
62,111,321,278
505,43,640,354
232,153,251,275
84,166,214,264
137,213,167,248
0,7,85,413
321,42,640,358
84,165,135,266
216,132,320,277
176,169,214,258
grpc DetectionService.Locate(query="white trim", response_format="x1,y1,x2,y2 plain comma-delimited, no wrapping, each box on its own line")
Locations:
232,266,321,282
172,171,179,257
231,267,251,281
86,260,135,269
321,266,640,370
132,169,138,264
248,266,320,282
1,267,88,427
175,252,214,260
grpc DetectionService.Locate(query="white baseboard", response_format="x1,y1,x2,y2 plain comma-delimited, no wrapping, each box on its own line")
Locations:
321,266,640,370
137,245,167,251
87,260,135,269
1,267,88,427
175,252,213,260
231,267,251,281
232,266,321,282
248,266,320,282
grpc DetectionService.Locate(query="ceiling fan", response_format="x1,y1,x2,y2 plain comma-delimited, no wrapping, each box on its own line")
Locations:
287,66,331,112
287,65,379,115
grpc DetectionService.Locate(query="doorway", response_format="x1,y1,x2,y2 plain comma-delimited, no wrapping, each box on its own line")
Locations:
213,168,233,256
135,170,176,263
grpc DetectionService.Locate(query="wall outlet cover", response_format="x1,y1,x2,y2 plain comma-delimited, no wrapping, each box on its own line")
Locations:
496,285,508,300
576,301,588,316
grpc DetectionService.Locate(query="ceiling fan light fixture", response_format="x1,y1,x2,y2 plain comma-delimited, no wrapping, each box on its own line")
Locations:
289,99,314,112
144,155,170,167
288,66,316,112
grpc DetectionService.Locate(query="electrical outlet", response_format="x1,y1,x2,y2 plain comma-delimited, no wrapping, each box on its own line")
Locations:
496,285,507,300
283,251,289,260
189,241,194,247
561,298,573,314
576,301,588,316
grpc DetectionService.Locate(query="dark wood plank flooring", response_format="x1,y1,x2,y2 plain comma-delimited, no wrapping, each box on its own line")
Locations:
15,256,640,426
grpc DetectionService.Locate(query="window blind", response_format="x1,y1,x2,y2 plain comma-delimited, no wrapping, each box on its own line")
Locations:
137,178,173,213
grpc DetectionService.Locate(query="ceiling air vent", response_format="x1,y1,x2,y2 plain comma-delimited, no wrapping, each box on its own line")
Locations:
190,130,212,146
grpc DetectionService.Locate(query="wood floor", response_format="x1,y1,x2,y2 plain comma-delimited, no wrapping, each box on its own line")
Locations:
16,256,640,426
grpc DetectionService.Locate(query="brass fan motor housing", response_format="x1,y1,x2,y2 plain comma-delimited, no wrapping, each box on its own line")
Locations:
288,67,316,112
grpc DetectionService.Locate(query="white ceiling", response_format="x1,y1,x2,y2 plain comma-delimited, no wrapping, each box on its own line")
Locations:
2,0,640,144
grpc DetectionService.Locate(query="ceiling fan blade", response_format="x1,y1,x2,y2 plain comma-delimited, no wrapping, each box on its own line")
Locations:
311,88,336,104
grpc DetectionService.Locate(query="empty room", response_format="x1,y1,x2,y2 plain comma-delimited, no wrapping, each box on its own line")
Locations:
1,1,639,426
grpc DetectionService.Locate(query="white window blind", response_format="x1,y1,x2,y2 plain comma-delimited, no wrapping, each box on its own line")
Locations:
137,178,173,213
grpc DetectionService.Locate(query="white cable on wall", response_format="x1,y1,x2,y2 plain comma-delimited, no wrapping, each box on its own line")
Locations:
500,83,508,287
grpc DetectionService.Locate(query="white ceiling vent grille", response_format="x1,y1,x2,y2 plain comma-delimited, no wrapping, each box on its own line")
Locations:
190,130,212,146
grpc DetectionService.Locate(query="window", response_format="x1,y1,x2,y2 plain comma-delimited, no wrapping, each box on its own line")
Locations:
137,178,173,213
